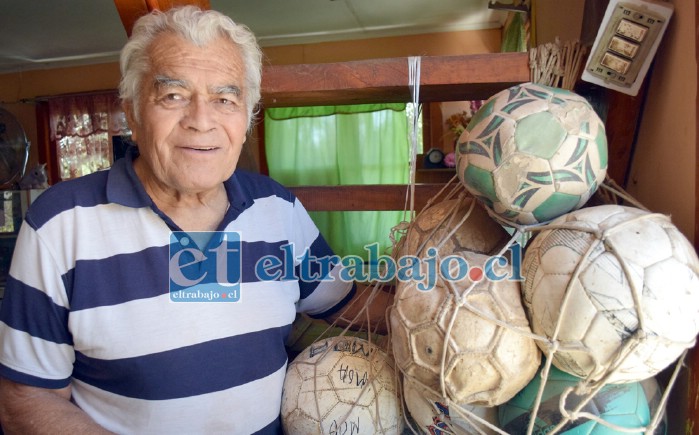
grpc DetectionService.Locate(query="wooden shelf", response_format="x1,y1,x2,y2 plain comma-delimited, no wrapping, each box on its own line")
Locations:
416,168,457,184
288,184,446,212
263,52,531,213
261,52,530,107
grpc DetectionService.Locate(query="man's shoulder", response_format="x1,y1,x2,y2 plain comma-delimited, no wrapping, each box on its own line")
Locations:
231,170,296,204
24,170,110,230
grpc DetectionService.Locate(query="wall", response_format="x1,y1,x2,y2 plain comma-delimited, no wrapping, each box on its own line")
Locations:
528,0,696,242
0,27,500,170
2,5,694,241
614,1,696,429
533,0,585,44
262,28,501,65
626,0,695,241
0,63,122,166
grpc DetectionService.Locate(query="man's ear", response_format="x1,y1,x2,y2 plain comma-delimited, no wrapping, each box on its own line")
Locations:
122,101,139,142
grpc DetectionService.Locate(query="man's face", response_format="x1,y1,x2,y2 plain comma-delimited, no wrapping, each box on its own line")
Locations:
127,32,249,195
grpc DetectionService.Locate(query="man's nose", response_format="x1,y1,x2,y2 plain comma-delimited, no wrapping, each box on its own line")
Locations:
182,97,216,132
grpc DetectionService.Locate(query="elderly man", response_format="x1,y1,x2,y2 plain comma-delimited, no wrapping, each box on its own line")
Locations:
0,6,385,433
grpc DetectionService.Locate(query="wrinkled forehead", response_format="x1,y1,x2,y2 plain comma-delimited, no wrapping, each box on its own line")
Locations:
145,32,245,85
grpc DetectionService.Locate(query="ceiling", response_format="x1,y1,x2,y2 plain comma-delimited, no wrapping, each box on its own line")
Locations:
0,0,507,74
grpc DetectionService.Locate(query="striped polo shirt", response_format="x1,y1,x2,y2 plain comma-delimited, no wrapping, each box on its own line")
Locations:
0,148,354,434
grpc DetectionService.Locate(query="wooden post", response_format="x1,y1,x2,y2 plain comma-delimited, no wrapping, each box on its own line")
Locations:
690,1,699,433
112,0,211,36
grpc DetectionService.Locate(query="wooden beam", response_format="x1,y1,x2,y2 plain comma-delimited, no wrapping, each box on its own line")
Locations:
113,0,210,36
690,1,699,433
604,80,648,187
288,184,447,212
695,0,699,251
113,0,148,36
261,53,530,107
145,0,210,11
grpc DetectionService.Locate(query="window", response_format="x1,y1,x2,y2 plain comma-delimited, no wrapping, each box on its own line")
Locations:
265,104,416,260
47,91,127,180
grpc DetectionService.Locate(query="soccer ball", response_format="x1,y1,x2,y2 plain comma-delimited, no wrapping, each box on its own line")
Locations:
397,195,510,260
456,82,608,226
402,376,499,434
390,249,540,406
281,337,402,434
498,362,653,433
522,204,699,383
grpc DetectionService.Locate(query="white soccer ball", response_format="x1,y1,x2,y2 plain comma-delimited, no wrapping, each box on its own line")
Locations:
281,337,402,434
402,376,498,434
397,195,511,260
390,249,540,406
522,204,699,383
456,82,608,225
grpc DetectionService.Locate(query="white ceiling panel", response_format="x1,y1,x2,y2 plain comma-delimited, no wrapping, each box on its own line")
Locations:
212,0,505,45
0,0,504,73
211,0,363,38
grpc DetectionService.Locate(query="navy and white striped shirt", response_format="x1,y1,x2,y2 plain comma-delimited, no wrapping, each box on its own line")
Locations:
0,148,354,433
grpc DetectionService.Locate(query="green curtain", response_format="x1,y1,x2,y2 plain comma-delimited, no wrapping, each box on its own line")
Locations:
265,104,410,260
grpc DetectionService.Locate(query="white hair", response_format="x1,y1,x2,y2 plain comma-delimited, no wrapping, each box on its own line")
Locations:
118,6,263,130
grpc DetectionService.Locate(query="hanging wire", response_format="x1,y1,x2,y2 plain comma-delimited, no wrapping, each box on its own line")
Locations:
405,56,422,220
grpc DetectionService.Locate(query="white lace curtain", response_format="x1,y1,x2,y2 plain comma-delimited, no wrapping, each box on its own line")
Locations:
48,92,128,180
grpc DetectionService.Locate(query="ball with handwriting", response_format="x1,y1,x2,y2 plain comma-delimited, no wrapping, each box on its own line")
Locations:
281,337,402,434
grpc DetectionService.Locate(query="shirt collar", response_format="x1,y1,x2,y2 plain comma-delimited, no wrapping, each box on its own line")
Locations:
106,145,249,212
106,145,152,208
225,170,249,213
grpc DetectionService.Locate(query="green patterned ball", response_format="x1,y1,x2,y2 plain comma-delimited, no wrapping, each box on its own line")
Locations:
499,363,654,434
456,83,608,226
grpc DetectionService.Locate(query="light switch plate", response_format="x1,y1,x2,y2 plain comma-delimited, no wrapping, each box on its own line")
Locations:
581,0,673,96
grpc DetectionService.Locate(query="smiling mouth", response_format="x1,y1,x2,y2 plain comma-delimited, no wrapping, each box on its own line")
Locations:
183,146,218,151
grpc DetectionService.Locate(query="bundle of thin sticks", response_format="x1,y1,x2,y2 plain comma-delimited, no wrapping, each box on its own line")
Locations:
529,37,588,90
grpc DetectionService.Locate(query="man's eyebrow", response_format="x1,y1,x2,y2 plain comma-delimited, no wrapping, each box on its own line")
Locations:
153,76,241,96
211,85,241,96
154,75,188,89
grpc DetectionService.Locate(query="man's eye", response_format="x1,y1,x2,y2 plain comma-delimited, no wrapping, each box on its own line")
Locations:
157,92,188,107
215,98,243,112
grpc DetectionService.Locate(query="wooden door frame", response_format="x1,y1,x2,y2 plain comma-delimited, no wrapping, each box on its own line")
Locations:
690,1,699,432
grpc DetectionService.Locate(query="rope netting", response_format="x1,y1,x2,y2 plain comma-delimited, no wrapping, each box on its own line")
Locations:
529,38,587,90
282,56,692,435
388,175,685,435
280,56,425,435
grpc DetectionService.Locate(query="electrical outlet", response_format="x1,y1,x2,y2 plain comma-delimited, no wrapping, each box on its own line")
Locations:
581,0,673,96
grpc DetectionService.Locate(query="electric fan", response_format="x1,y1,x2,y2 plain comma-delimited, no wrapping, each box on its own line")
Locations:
0,108,29,189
